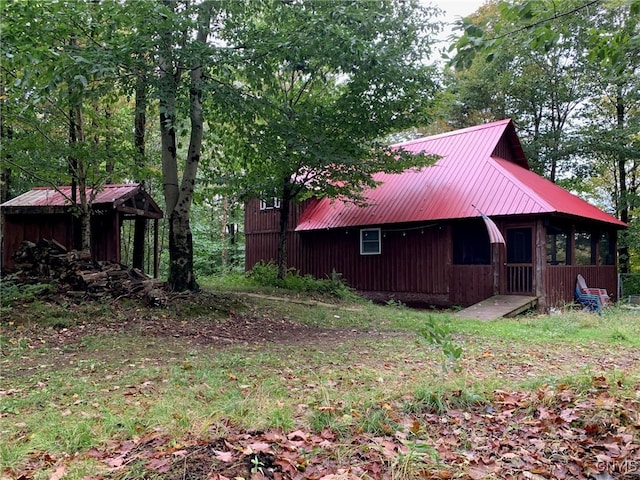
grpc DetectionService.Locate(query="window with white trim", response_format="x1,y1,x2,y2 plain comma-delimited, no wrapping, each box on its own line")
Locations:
259,197,281,210
360,228,381,255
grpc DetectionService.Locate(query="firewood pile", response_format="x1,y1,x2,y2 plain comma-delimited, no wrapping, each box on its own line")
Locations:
11,239,166,306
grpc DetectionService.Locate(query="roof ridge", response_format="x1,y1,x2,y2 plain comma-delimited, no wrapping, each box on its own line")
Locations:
32,183,139,191
392,118,512,148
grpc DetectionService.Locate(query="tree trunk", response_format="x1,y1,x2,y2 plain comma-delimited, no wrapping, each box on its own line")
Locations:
221,195,229,272
167,211,197,291
134,74,147,171
227,222,237,268
158,2,209,291
0,167,10,204
277,183,292,280
103,107,114,183
69,98,91,253
616,89,629,274
0,122,12,203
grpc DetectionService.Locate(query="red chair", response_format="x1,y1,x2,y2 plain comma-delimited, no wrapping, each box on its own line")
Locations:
576,274,610,308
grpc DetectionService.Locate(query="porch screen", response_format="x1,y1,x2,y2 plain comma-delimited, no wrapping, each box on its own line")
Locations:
575,231,596,265
546,225,569,265
599,231,615,265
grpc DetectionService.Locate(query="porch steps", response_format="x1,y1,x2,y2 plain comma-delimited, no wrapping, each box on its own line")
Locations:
456,295,538,321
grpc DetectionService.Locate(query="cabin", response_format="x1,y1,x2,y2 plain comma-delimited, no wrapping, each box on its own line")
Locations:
245,119,627,310
1,183,163,276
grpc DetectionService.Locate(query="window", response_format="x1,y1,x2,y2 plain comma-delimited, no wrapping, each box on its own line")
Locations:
260,197,281,210
546,225,568,265
452,221,490,265
599,231,615,265
360,228,381,255
575,231,595,265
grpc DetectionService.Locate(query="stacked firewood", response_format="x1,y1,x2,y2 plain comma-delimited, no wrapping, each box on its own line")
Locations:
11,239,166,306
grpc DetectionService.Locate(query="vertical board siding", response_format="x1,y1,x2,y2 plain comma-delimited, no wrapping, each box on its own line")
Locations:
2,216,25,268
2,214,73,269
450,266,494,306
244,199,623,309
546,265,618,307
298,224,450,296
91,212,119,263
2,211,127,270
244,198,307,271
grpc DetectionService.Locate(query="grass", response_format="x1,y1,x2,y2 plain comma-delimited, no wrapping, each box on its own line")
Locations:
1,282,639,478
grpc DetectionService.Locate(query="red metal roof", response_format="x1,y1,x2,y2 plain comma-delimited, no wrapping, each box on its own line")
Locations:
1,184,143,208
296,119,626,231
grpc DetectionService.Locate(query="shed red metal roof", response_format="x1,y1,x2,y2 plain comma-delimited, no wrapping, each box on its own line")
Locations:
296,119,626,231
1,184,144,208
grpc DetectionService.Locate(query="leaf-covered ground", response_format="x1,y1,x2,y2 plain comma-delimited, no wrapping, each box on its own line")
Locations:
1,292,639,479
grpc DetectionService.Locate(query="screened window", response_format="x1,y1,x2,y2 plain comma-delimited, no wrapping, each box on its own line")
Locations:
360,228,381,255
260,197,281,210
599,231,615,265
546,225,568,265
575,231,595,265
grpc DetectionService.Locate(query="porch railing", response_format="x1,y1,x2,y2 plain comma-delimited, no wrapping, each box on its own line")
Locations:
507,264,533,294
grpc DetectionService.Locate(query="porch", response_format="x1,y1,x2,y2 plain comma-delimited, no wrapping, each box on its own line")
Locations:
456,295,538,321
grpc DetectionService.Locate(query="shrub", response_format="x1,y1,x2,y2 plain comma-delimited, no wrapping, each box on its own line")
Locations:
246,262,355,299
0,274,53,309
418,315,463,372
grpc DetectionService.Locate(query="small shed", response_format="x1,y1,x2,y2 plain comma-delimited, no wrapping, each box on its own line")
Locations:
1,183,163,276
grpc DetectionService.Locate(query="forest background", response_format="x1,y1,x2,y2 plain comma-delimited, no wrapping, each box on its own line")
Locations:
1,0,638,290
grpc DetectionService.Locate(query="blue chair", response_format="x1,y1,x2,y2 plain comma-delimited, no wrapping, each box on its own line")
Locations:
575,284,602,314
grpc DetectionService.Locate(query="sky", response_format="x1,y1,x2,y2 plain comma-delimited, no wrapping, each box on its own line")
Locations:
426,0,488,56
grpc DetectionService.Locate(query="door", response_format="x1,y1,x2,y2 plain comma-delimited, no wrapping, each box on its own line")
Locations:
506,227,533,294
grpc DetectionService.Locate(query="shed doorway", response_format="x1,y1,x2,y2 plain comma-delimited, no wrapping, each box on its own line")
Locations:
506,227,533,294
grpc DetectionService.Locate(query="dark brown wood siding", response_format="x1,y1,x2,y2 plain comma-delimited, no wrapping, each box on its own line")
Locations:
450,266,494,306
244,198,306,271
90,210,120,263
299,224,450,297
492,136,516,161
546,265,618,306
2,211,121,270
244,200,622,309
2,213,73,269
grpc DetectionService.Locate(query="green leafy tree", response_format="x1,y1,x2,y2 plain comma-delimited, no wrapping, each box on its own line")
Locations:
1,0,136,250
447,0,640,271
212,0,441,278
578,0,640,272
448,0,593,181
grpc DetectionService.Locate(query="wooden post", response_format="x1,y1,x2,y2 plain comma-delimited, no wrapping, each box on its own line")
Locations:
492,243,503,295
132,217,146,271
535,219,547,311
491,243,505,295
153,218,159,279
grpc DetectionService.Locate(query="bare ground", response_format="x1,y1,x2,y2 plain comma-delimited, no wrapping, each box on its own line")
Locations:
1,292,639,479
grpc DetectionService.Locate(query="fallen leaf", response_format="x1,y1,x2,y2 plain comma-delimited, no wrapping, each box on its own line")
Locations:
105,455,126,468
214,450,234,463
467,463,494,480
49,465,66,480
147,457,171,473
560,408,579,423
248,442,271,453
287,430,307,441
